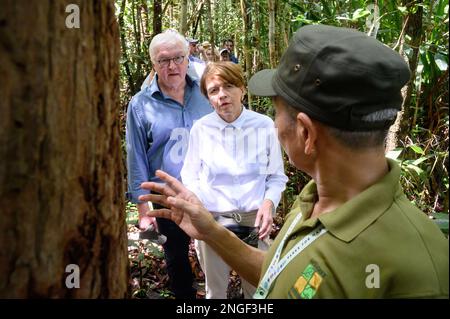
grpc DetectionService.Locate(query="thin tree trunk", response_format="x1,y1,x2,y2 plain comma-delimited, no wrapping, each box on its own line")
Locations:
205,0,216,56
189,1,205,37
252,0,260,72
179,0,188,35
153,0,162,37
142,0,150,36
0,0,128,298
386,1,423,152
119,0,136,94
268,0,276,68
132,0,141,56
240,0,252,109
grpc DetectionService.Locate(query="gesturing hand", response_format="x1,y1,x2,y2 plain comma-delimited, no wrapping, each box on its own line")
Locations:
138,170,216,241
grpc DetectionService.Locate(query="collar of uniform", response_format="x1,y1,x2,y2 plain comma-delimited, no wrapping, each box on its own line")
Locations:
283,181,318,233
318,158,401,243
212,106,247,130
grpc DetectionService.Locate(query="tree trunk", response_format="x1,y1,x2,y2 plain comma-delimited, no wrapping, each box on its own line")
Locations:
119,0,136,94
205,0,216,56
252,0,262,73
153,0,163,37
0,0,128,298
180,0,188,35
386,1,423,152
240,0,252,109
268,0,277,68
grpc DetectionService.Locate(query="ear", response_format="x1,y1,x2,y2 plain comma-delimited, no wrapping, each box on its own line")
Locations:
296,113,317,156
239,86,246,101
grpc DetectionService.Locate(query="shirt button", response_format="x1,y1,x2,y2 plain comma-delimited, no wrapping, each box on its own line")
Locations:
233,177,239,184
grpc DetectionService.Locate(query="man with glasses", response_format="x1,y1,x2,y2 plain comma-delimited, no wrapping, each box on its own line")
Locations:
126,29,212,299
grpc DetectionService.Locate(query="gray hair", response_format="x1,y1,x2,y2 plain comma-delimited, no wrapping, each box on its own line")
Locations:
285,103,398,149
326,109,398,149
149,29,189,63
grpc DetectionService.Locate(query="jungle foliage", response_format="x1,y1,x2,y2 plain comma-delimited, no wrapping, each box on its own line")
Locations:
117,0,448,230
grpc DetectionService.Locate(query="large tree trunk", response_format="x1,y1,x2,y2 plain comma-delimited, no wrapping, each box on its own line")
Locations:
0,0,128,298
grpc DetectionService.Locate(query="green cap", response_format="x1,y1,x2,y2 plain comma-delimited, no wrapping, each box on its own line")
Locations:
248,25,411,131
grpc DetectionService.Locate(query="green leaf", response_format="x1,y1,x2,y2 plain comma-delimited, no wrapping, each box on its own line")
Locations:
406,164,424,176
336,16,352,21
432,212,449,220
386,148,403,160
412,155,431,166
433,218,449,235
409,144,424,154
352,9,370,20
434,53,448,71
398,6,407,14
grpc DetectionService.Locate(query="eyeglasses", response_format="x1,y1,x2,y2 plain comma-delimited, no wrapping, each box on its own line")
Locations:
156,56,185,67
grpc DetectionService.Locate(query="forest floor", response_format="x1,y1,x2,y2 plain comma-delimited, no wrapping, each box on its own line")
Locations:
126,202,244,299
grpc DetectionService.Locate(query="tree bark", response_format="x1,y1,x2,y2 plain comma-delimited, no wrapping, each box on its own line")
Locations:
119,0,136,94
153,0,163,37
179,0,188,35
205,0,216,56
386,0,423,152
268,0,277,68
0,0,128,298
240,0,252,109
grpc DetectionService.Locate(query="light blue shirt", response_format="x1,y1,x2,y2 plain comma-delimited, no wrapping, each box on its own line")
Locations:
181,108,288,212
126,75,213,203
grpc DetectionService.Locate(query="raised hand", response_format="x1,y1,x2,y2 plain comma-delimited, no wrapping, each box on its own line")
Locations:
138,170,217,241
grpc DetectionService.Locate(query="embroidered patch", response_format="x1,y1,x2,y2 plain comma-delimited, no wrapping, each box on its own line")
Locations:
288,261,326,299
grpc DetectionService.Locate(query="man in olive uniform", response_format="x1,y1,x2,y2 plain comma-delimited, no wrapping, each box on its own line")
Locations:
138,25,449,298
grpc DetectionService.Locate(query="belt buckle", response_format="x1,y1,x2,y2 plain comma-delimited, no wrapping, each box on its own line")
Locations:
231,212,242,223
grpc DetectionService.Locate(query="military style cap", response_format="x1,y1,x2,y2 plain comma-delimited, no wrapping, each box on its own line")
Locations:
248,25,411,131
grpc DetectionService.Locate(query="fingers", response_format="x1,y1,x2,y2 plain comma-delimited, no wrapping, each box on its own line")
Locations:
167,196,196,214
138,216,154,230
155,170,189,195
254,213,262,228
140,181,176,198
138,194,170,208
150,218,159,232
146,208,176,223
258,216,273,239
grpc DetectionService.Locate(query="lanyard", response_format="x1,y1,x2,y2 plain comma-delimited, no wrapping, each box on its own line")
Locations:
253,212,327,299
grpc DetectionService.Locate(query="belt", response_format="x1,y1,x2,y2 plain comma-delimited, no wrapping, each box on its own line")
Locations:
210,210,258,228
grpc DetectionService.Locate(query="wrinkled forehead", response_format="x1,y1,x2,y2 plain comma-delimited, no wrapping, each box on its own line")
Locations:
154,43,185,59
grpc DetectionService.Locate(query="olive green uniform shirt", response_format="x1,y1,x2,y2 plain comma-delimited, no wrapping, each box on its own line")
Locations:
260,159,449,298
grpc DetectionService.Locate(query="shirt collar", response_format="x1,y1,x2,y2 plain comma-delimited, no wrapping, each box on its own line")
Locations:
213,106,247,130
297,159,402,243
146,73,195,101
